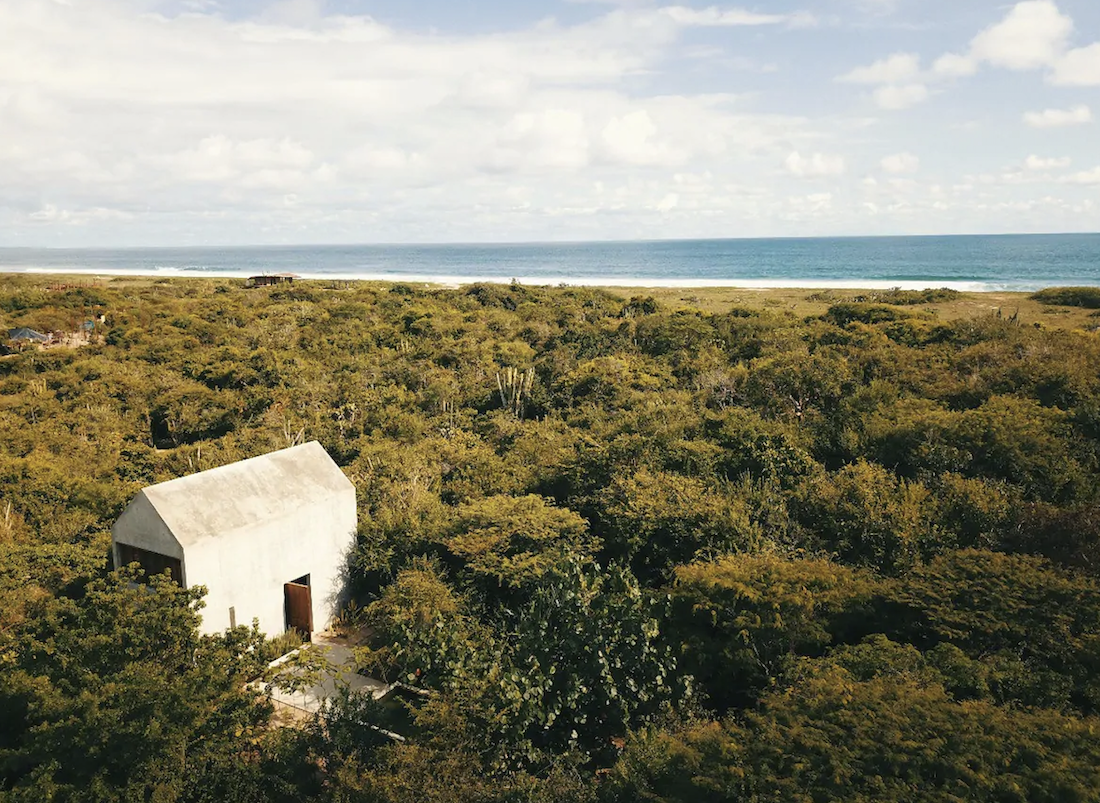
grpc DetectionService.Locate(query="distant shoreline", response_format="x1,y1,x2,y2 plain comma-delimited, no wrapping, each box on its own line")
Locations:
3,234,1099,293
0,267,1072,293
5,271,1099,332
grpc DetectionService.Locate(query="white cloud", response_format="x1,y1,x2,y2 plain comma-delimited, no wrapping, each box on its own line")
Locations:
343,146,424,175
601,110,688,167
838,53,921,84
27,204,134,225
660,6,815,28
932,53,977,78
655,192,679,212
842,1,1077,106
873,83,929,110
968,0,1073,71
836,54,929,110
1,0,840,243
147,136,319,192
2,0,1098,244
788,192,834,213
852,0,900,15
1062,167,1100,185
1050,43,1100,86
881,152,920,174
922,3,1100,92
1023,105,1092,128
494,109,592,170
785,151,846,178
1025,155,1071,170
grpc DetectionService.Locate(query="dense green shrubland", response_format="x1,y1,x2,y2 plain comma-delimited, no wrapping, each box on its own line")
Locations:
1032,286,1100,309
2,276,1100,801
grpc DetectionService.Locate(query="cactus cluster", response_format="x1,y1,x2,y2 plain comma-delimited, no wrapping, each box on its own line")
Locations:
496,367,534,419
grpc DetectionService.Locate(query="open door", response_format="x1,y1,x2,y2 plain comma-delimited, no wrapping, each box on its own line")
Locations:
284,580,313,635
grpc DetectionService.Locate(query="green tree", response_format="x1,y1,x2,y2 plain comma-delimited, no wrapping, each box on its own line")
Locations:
0,567,280,803
442,494,598,595
879,549,1100,712
743,348,852,426
466,556,687,768
603,671,1100,803
791,459,936,574
356,558,479,687
670,554,874,711
357,556,686,769
601,469,759,582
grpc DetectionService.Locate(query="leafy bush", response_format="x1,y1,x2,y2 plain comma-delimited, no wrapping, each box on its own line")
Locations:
854,287,960,305
603,670,1100,803
824,303,904,325
1031,286,1100,308
670,554,875,710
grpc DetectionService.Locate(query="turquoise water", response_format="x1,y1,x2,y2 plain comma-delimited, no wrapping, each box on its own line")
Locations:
2,233,1099,291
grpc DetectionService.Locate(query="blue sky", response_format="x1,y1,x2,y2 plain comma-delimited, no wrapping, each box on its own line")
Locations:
0,0,1097,245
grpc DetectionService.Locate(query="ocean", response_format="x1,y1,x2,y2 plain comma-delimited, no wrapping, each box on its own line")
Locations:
2,233,1099,291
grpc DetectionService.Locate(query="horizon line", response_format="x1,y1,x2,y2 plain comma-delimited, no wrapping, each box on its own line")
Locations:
3,230,1100,252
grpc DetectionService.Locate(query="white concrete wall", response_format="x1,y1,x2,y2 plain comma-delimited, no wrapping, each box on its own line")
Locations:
112,493,187,582
181,485,357,636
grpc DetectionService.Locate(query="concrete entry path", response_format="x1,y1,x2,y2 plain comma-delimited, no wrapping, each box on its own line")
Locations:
264,632,391,716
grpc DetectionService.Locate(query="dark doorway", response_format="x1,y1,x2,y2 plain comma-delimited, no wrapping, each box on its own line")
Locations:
284,574,313,636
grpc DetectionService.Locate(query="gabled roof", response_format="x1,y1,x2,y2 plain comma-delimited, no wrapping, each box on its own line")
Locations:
138,441,354,548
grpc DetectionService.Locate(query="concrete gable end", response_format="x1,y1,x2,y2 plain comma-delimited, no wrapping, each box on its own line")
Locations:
112,492,184,560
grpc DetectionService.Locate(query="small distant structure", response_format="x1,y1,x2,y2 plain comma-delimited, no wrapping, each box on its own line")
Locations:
247,273,300,288
7,327,49,344
111,442,357,637
47,280,103,292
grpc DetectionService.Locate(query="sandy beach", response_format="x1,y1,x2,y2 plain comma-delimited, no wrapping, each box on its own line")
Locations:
3,271,1097,332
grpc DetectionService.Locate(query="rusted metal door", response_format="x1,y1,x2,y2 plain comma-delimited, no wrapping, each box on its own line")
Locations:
284,582,313,634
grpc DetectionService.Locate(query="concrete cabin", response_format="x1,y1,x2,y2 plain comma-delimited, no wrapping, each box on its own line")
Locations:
112,441,356,637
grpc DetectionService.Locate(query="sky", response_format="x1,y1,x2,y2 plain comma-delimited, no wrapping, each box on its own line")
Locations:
1,0,1098,246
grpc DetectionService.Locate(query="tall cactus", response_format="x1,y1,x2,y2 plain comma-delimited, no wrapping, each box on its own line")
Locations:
496,367,535,419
